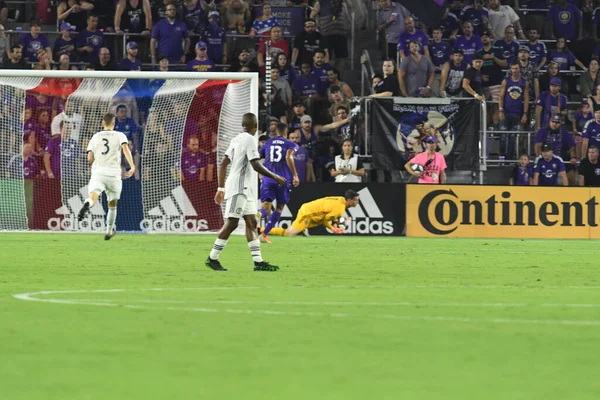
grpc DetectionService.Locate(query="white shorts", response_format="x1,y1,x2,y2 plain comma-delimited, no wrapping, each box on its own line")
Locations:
225,194,256,219
88,173,122,201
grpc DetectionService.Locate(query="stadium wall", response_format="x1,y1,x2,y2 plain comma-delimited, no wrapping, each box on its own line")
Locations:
407,185,600,239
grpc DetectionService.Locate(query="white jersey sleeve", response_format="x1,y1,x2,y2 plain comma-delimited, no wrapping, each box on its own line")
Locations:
88,130,129,177
224,132,259,200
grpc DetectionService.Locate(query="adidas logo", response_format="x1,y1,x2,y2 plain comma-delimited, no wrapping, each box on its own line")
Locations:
140,186,208,232
48,185,105,231
278,187,394,235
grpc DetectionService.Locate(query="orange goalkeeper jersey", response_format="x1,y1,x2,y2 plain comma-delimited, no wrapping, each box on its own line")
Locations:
298,196,346,223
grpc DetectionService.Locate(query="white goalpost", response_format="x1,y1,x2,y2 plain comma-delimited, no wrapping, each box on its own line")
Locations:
0,70,259,233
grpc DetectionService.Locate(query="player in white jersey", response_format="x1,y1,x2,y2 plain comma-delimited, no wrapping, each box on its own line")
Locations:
77,113,135,240
206,113,287,271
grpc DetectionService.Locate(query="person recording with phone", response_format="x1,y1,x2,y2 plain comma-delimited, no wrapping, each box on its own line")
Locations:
404,136,447,184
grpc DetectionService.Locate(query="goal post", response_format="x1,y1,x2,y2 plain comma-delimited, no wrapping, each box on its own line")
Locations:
0,70,259,233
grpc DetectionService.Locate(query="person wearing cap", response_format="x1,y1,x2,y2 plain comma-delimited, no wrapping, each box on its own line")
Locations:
462,52,484,102
18,21,52,63
228,48,258,72
525,28,547,71
151,3,190,65
535,77,567,129
533,144,568,186
498,62,529,161
292,18,329,66
477,30,506,108
454,21,482,64
399,40,434,97
293,114,349,167
578,146,600,186
494,25,519,65
375,0,410,62
186,41,216,72
76,14,104,64
397,16,429,59
538,61,561,93
405,135,447,184
53,22,76,63
515,45,539,102
429,26,451,73
535,114,576,183
582,105,600,160
440,48,468,98
119,41,142,71
204,10,227,65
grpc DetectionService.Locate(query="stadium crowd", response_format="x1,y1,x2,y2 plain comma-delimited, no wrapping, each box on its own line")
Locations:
3,0,600,188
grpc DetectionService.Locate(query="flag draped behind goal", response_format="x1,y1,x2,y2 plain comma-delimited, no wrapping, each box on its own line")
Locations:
0,71,257,233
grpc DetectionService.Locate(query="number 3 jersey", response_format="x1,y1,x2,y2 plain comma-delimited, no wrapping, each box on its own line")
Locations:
259,136,298,185
86,130,129,177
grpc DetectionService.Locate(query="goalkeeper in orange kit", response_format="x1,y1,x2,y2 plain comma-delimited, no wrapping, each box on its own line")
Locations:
261,189,360,237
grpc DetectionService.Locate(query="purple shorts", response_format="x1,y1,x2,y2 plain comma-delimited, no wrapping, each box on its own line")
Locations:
260,181,291,205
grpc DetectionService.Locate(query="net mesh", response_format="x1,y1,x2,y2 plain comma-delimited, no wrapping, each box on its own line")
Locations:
0,73,255,233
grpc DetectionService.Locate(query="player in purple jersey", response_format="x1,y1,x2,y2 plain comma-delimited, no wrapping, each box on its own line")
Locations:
257,122,300,243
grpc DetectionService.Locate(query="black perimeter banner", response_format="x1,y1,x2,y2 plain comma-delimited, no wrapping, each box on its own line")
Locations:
370,98,480,172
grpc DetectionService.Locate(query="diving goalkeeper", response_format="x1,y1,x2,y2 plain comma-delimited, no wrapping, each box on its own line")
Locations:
260,189,360,236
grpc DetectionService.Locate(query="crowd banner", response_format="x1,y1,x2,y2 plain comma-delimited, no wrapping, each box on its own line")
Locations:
280,183,406,236
370,98,480,172
253,6,305,36
407,185,600,239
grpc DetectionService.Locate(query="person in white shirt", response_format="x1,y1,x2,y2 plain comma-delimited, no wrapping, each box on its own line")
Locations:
206,113,286,272
77,113,135,240
487,0,525,40
51,100,83,142
328,139,365,183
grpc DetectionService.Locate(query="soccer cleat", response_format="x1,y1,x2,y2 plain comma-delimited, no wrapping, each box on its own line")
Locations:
78,202,90,221
104,229,116,241
253,261,279,271
205,257,228,271
259,233,271,244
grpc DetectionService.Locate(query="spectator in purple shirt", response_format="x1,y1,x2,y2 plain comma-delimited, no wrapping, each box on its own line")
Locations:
547,0,582,42
547,37,586,72
53,22,77,63
429,27,451,71
151,3,190,65
19,21,52,63
525,28,547,71
397,16,429,59
312,49,333,94
204,11,227,65
289,130,315,182
179,135,207,182
460,0,490,37
293,62,321,100
454,21,482,63
76,13,104,64
438,7,459,40
509,153,533,185
119,41,142,71
186,41,216,72
494,25,519,65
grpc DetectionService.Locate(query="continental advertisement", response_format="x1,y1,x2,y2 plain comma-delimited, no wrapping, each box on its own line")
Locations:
406,185,600,239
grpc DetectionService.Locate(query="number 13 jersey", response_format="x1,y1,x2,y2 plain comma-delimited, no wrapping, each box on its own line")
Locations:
87,130,129,177
259,136,298,185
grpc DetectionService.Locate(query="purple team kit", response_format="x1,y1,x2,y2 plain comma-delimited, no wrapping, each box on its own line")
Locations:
259,137,298,204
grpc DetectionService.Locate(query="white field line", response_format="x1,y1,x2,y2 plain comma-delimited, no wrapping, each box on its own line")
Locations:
11,288,600,327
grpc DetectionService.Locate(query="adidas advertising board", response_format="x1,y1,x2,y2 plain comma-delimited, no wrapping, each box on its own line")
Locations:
277,184,405,236
141,186,209,233
48,185,106,232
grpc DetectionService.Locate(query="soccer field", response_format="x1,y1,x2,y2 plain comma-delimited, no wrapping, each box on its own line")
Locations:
1,233,599,399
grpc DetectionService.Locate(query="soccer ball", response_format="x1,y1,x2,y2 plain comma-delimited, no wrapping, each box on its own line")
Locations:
411,163,424,173
337,217,348,230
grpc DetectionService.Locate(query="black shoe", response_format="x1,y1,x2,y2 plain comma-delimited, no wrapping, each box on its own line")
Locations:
205,257,228,271
254,261,279,271
78,202,90,221
104,229,116,241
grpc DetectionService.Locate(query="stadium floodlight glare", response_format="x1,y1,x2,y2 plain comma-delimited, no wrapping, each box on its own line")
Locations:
0,70,259,233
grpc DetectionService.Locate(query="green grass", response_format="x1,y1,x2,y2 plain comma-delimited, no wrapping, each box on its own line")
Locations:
1,233,599,400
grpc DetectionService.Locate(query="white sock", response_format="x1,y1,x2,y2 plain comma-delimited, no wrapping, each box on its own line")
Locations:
84,198,93,207
248,239,263,263
209,238,228,260
106,207,117,235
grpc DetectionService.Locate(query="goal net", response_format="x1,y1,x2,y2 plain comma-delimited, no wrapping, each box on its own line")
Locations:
0,70,258,233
